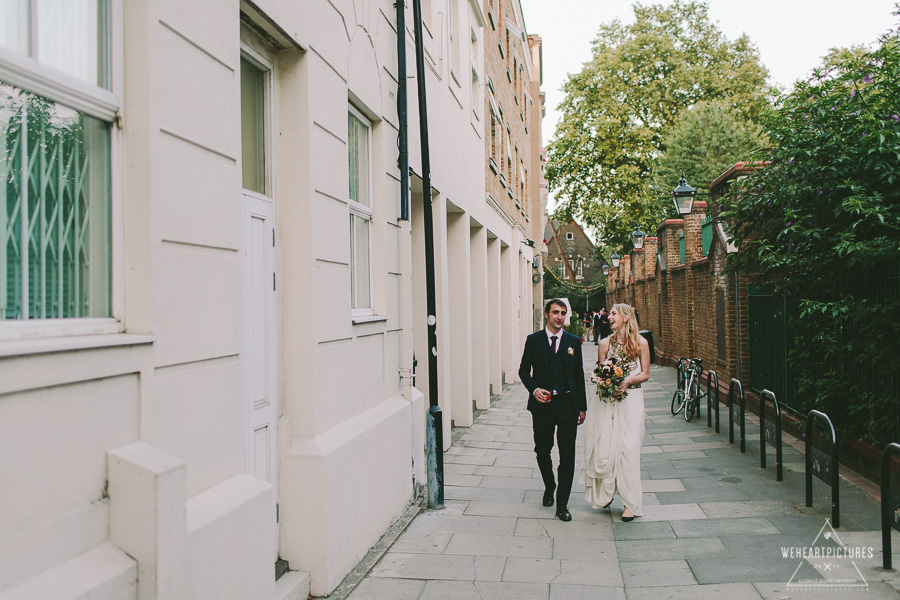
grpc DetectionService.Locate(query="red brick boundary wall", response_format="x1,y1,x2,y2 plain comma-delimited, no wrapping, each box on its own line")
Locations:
608,200,750,394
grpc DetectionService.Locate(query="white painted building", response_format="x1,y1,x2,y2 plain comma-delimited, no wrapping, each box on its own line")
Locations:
0,1,541,598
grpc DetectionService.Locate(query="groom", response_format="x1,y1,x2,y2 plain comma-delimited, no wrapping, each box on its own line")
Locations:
518,299,587,521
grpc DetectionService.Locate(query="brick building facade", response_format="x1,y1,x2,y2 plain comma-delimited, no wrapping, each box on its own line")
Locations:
544,220,603,285
483,0,539,237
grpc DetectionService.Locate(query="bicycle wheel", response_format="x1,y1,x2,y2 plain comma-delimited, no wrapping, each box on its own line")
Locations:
671,388,686,415
685,374,701,422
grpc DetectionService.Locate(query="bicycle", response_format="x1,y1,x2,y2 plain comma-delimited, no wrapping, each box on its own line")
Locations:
671,357,706,422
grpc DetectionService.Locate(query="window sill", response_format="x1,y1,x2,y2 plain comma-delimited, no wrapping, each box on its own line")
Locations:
0,332,155,359
352,314,388,325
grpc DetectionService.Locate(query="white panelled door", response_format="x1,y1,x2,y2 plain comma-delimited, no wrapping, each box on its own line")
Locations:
244,193,278,485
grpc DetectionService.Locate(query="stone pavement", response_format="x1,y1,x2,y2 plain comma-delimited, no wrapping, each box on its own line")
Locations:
345,346,900,600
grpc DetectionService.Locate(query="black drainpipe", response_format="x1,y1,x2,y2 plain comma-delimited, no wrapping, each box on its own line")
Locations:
396,1,409,222
411,0,443,509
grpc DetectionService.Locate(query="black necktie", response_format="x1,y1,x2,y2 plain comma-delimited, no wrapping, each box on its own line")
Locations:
550,335,558,354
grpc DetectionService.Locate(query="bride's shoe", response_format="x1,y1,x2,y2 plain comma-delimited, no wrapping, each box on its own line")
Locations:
603,500,613,509
621,508,635,522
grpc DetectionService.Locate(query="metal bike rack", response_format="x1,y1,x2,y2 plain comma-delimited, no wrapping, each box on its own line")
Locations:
707,370,719,433
676,358,689,390
759,389,783,481
805,410,839,528
728,378,746,453
881,442,900,570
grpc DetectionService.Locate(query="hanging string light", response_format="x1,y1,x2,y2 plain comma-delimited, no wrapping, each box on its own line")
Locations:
543,266,607,292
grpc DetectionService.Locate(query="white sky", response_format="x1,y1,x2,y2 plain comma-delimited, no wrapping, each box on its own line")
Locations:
520,0,898,150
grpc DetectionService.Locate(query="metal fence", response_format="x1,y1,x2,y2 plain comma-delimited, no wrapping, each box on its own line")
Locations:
747,283,800,412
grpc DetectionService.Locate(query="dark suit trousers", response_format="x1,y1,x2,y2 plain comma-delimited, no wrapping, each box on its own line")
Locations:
531,393,577,508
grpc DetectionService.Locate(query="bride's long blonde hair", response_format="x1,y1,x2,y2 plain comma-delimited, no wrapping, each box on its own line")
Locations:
612,303,641,360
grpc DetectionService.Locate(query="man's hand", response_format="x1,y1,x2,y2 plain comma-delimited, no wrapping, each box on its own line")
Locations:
534,388,551,403
577,411,586,425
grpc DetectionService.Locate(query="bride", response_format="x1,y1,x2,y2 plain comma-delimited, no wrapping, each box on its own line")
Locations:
581,303,651,521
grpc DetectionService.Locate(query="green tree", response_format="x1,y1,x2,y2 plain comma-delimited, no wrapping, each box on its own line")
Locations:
650,99,768,207
546,0,772,247
720,24,900,444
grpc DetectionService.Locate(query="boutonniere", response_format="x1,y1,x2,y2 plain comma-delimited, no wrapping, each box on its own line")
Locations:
567,347,575,356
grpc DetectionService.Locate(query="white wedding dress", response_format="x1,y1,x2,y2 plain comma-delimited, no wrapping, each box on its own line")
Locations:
581,340,646,515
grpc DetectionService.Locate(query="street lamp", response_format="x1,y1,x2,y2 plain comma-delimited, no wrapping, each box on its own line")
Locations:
611,252,620,268
602,263,610,276
631,225,646,250
672,171,696,216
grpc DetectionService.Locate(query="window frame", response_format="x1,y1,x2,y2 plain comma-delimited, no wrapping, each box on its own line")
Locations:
348,103,374,317
0,0,124,341
239,43,274,199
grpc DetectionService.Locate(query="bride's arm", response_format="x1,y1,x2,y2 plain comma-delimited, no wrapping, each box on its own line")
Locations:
625,336,651,387
598,337,609,364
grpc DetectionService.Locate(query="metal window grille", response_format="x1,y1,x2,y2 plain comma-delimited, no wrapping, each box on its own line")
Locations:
2,86,111,320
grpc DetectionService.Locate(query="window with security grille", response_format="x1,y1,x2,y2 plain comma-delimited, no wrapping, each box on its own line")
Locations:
1,0,113,322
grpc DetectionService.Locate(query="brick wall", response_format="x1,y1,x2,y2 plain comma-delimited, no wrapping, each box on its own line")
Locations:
607,205,747,392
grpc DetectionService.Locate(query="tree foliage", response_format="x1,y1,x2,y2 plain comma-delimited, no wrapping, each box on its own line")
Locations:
650,99,768,207
720,22,900,444
546,0,772,248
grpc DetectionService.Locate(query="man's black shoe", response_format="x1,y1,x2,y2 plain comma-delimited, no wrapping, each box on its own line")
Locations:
556,508,572,522
542,489,554,507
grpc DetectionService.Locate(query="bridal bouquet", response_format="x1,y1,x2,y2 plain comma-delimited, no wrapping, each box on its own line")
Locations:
592,357,628,402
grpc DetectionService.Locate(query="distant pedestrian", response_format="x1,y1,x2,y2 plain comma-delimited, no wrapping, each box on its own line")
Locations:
592,311,602,344
583,313,592,341
600,308,612,340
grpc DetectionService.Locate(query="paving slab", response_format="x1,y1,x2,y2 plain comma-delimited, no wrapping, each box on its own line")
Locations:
443,533,553,558
463,500,553,518
753,580,899,600
389,531,452,555
369,553,506,582
640,479,685,492
616,537,727,562
502,557,624,586
478,475,545,490
404,514,517,536
346,577,425,600
515,517,615,540
551,538,617,560
624,582,763,600
444,486,525,503
669,517,780,538
638,503,707,522
443,454,496,466
620,559,697,587
418,580,482,600
611,520,676,541
550,583,626,600
699,500,799,519
471,581,549,600
473,465,534,478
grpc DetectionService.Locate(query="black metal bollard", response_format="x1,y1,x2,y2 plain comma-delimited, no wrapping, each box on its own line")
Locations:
805,410,839,528
759,389,783,482
881,442,900,570
728,378,746,453
707,370,719,433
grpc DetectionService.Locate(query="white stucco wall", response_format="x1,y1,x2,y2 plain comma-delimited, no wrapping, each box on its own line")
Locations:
0,0,539,598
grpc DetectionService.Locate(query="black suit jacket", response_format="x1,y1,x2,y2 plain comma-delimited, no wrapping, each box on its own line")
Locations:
518,329,588,414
